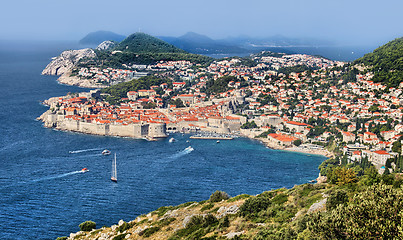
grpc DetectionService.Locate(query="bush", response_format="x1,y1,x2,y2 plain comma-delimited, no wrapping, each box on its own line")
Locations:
308,184,403,239
293,139,302,146
200,203,214,211
112,234,125,240
56,237,67,240
209,190,230,202
140,226,160,237
79,221,96,231
326,189,348,211
239,195,271,219
117,221,134,233
327,166,357,185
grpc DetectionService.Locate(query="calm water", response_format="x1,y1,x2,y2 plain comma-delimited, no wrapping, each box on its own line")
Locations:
0,42,326,240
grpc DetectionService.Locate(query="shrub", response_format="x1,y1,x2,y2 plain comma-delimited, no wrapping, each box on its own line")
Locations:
209,190,230,202
56,237,67,240
327,166,357,185
227,194,251,202
79,221,96,231
156,217,176,227
219,216,230,228
112,234,125,240
326,189,348,211
293,139,302,146
201,203,214,211
239,195,271,219
308,184,403,239
140,226,160,237
117,221,134,233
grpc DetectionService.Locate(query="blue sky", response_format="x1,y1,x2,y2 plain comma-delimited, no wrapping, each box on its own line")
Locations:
1,0,402,45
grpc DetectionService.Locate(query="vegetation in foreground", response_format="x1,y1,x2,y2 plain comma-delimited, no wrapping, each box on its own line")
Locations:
62,165,403,240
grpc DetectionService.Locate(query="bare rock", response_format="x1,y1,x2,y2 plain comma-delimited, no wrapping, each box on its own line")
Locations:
118,220,125,226
308,198,327,213
42,48,96,76
316,175,327,184
96,41,117,51
217,204,239,218
224,231,245,239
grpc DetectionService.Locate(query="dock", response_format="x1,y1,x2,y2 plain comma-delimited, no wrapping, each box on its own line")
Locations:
190,134,234,140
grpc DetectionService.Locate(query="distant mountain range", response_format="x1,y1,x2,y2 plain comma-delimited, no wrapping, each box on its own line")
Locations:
158,32,334,54
158,32,247,54
79,31,126,45
79,30,334,55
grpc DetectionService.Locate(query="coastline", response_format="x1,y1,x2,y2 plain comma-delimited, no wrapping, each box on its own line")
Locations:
55,73,107,89
253,137,334,158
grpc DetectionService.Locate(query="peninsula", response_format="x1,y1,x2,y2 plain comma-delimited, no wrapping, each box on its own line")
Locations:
40,34,403,169
40,34,403,240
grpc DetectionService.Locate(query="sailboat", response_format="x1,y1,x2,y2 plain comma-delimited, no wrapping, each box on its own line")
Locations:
111,153,117,182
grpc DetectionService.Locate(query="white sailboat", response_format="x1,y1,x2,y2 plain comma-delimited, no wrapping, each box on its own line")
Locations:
111,153,117,182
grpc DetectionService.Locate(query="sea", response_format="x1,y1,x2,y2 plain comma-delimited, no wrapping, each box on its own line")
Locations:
0,41,372,240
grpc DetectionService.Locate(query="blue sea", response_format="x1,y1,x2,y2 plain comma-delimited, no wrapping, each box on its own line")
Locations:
0,41,330,240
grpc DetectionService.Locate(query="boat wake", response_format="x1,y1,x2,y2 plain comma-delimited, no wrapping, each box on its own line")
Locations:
170,146,194,159
69,148,102,154
32,171,84,182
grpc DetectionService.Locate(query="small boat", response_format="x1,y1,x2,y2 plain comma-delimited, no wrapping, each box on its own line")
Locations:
81,168,89,173
216,140,220,143
102,149,111,155
184,146,194,151
169,138,176,143
111,153,117,183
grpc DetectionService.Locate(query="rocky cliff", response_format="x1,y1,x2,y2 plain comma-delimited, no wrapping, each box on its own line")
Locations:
42,48,96,76
96,41,117,51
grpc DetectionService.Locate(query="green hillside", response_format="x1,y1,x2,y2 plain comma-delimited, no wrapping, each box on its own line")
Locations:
114,32,186,53
354,37,403,88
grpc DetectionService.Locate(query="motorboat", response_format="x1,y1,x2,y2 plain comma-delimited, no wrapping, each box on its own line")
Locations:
102,149,111,155
111,153,117,183
169,138,176,143
81,168,89,173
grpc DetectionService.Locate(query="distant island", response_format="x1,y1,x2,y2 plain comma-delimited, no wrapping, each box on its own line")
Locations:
79,30,126,45
39,34,403,239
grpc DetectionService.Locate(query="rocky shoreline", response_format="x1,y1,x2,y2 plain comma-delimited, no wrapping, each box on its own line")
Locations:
56,72,107,88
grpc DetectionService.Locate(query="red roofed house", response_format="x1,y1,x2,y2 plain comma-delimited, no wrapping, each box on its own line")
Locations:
342,131,355,143
127,91,138,100
285,121,309,133
267,133,298,147
371,150,392,166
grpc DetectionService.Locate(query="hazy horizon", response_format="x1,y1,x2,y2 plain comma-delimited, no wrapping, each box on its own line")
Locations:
1,0,402,46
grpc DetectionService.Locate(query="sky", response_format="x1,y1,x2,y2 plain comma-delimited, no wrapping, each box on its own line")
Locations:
1,0,402,46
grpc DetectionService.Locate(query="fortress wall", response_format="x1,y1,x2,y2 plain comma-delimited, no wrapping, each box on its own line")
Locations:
148,123,167,138
79,122,102,135
109,124,136,137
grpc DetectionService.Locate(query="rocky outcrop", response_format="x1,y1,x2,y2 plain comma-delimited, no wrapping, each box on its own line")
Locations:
96,41,117,51
42,48,96,76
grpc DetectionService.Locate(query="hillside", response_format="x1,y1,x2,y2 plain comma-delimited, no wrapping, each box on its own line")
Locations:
79,31,126,45
354,37,403,88
114,33,186,53
59,171,403,240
